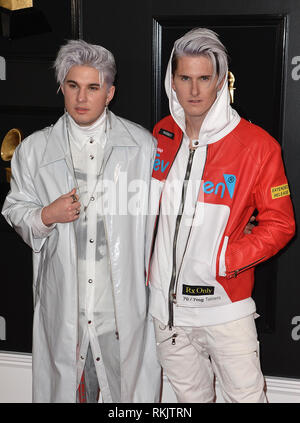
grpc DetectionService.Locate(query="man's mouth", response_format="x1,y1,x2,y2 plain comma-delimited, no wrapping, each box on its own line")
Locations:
75,107,89,113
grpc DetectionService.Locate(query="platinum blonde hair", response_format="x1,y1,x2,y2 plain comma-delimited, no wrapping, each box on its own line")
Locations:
54,39,116,88
171,28,228,84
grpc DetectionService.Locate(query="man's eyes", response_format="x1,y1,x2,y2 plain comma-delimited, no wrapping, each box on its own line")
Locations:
179,75,211,81
66,84,99,90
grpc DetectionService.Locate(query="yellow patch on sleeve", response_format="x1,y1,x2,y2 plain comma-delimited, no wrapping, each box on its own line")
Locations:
271,184,290,199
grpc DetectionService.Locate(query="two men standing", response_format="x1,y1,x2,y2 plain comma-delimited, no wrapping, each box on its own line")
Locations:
2,29,295,403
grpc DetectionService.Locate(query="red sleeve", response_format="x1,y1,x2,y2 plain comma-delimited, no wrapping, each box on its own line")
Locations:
225,144,295,277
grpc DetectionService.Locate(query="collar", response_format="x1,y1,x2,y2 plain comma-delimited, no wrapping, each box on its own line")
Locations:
67,110,106,151
40,110,138,168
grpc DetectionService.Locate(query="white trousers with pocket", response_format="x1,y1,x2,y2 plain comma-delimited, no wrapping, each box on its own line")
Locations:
154,314,267,403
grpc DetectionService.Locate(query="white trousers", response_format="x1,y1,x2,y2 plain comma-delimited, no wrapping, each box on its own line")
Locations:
154,314,267,403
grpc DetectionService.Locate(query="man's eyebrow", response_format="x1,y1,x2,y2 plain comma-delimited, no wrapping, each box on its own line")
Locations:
177,73,213,77
65,79,101,86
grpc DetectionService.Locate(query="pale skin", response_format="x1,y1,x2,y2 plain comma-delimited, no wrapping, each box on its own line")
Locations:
41,65,115,226
172,55,255,233
171,55,224,145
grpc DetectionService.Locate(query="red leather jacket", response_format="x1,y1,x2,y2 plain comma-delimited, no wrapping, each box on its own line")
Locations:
148,115,295,327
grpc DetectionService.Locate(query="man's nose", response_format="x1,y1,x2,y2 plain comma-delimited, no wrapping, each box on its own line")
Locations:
77,88,87,102
191,80,200,96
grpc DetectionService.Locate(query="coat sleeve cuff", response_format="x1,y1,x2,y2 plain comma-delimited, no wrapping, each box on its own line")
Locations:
31,207,56,239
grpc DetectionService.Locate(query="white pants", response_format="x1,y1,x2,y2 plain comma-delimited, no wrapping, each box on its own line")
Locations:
154,314,267,403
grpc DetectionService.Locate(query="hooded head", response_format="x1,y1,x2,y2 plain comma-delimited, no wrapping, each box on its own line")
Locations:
165,28,240,144
171,27,228,86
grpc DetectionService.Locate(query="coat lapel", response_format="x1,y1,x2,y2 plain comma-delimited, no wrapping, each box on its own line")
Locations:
39,114,77,182
39,111,139,185
107,111,139,148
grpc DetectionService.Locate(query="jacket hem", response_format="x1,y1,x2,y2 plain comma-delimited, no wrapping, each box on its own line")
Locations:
150,284,256,327
173,297,256,327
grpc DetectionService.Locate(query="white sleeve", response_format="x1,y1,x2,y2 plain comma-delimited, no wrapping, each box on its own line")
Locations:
31,207,56,239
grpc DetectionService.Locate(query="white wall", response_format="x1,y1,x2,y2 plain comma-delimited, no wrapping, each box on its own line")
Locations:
0,353,32,403
0,352,300,403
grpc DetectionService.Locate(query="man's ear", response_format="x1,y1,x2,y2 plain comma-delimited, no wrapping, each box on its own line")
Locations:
171,75,176,92
106,85,115,106
217,75,226,91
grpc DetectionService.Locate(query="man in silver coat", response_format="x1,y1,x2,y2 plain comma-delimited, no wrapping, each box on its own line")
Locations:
2,40,161,403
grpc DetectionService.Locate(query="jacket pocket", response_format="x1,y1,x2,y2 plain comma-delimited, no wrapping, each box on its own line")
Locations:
153,318,178,346
219,235,228,277
226,256,266,279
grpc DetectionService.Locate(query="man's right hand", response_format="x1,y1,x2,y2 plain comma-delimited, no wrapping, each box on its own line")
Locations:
244,215,257,235
41,188,81,226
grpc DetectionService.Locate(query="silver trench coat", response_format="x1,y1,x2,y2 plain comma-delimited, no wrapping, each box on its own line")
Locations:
2,111,161,403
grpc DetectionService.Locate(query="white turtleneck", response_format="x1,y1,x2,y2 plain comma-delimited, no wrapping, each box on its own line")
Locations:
67,109,107,150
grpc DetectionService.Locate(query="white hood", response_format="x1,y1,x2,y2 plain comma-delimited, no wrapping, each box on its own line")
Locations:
164,48,241,146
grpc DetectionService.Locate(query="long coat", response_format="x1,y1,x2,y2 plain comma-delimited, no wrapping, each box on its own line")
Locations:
2,111,161,403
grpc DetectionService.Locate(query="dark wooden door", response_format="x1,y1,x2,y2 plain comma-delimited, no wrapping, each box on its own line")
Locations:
0,0,81,353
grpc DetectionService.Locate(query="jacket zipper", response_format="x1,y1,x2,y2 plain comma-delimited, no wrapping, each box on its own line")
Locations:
173,147,207,298
156,333,178,346
227,256,266,279
168,148,196,329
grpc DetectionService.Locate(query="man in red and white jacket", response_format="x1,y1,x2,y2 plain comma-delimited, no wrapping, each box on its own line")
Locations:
148,28,295,402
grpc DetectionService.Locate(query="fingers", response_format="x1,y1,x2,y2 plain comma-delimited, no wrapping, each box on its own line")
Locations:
243,215,257,234
70,189,79,204
66,189,81,221
61,188,76,198
61,205,81,222
62,188,79,201
67,200,81,218
71,194,77,203
244,224,253,234
42,189,81,225
64,188,80,212
67,207,81,222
